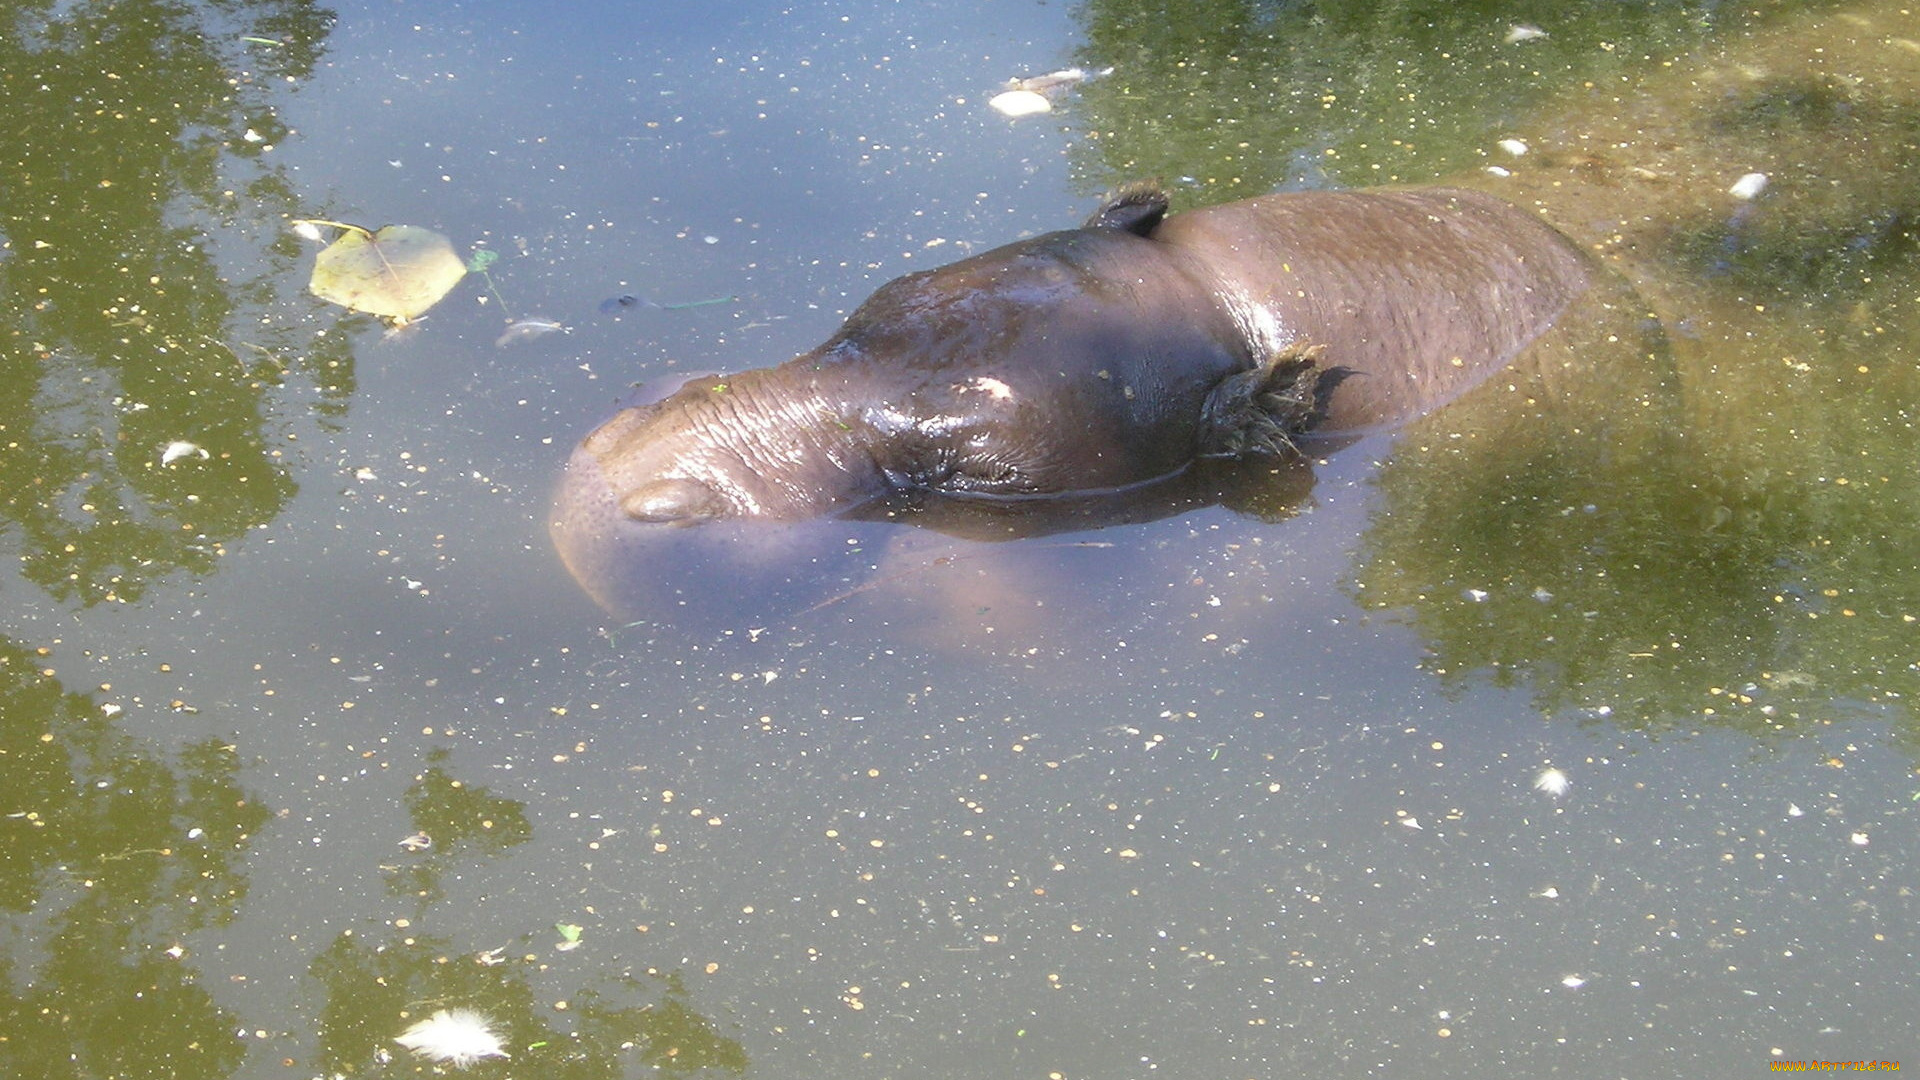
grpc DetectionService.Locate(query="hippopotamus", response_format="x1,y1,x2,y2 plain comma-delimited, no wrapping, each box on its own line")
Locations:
561,183,1594,529
549,182,1606,626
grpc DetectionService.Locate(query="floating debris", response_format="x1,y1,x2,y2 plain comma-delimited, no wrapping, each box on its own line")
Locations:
1560,974,1588,989
1497,138,1530,157
301,220,468,322
599,292,735,314
1729,172,1769,200
1011,66,1108,95
1505,24,1549,43
397,832,432,852
393,1009,509,1067
495,317,568,347
380,316,428,344
160,441,209,465
1534,767,1571,798
989,66,1111,118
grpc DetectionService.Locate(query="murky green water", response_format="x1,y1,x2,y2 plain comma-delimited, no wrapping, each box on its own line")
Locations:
4,1,1917,1076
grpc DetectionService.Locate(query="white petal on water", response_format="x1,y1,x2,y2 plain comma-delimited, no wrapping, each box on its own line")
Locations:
1729,172,1769,200
1464,588,1489,602
1534,767,1571,797
1560,974,1587,989
990,89,1052,117
290,220,325,242
1850,831,1869,846
1505,24,1549,43
1484,165,1513,178
1786,803,1804,818
394,1009,509,1067
1497,138,1530,156
161,441,209,465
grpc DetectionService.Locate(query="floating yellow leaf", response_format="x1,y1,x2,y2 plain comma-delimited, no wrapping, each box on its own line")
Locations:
306,222,466,321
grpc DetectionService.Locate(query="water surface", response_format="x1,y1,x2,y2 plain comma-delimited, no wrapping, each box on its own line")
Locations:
3,0,1917,1076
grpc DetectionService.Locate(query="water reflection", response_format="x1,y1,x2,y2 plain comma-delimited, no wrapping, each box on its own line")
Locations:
1347,1,1920,732
310,932,747,1077
0,0,344,606
1067,0,1920,737
2,4,748,1076
1,4,333,1075
0,636,268,1078
383,752,534,902
3,0,1917,1075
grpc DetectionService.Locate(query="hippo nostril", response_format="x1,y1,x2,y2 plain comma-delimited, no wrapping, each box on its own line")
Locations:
621,478,726,523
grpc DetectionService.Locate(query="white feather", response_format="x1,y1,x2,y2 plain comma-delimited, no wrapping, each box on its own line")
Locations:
393,1009,509,1067
1729,172,1769,200
161,440,208,465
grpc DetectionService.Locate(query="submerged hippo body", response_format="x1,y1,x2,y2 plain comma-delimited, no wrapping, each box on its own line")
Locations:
564,184,1595,529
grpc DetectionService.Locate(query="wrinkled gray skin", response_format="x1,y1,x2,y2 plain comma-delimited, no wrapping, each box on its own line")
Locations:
560,185,1594,531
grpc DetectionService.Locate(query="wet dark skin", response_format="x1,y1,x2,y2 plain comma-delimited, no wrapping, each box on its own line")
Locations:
558,184,1594,529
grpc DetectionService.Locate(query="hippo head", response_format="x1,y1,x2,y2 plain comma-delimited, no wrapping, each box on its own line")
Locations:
569,382,744,526
564,366,887,527
548,375,884,625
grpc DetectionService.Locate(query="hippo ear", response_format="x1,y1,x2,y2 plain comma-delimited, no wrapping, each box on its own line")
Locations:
1083,180,1170,237
620,478,728,523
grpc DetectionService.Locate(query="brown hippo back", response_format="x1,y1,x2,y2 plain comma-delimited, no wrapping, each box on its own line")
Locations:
1154,187,1595,432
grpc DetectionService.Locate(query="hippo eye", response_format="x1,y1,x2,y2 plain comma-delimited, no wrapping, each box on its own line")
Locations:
620,478,727,523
